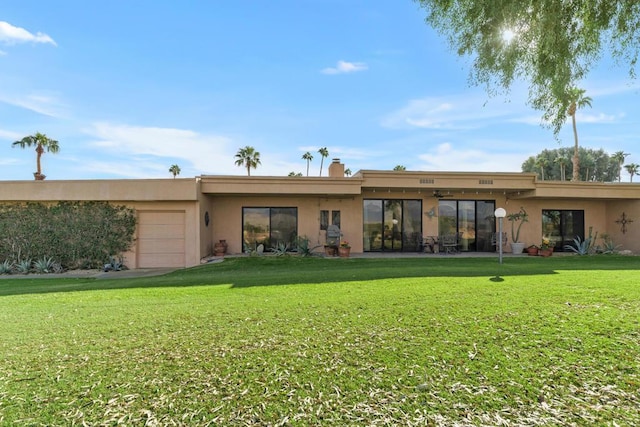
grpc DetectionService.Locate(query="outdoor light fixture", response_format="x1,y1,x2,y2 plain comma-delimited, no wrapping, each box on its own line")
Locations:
494,208,506,264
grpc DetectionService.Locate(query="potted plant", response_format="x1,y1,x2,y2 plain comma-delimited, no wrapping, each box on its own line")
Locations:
526,244,539,256
507,207,528,254
539,236,554,257
338,241,351,257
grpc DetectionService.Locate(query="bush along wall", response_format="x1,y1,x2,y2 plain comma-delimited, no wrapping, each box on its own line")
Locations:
0,201,136,270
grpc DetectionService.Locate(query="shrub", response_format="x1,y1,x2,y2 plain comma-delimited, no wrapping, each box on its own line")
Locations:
0,260,13,275
33,257,61,274
15,259,32,274
0,202,136,269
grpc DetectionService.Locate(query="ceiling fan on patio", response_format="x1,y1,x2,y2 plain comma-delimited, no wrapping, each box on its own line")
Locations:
433,190,453,199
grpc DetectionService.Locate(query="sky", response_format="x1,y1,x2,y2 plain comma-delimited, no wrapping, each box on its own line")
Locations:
1,1,639,181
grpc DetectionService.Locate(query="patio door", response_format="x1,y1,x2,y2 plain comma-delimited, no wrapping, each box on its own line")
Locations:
363,199,422,252
438,200,495,252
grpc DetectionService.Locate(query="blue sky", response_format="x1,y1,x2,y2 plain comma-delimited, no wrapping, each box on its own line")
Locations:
1,1,639,181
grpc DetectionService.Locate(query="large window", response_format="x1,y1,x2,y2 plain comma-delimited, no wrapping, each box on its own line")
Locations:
542,210,584,251
242,207,297,250
438,200,496,252
363,199,422,252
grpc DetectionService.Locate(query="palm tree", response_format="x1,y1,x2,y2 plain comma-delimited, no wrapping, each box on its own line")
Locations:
393,165,407,171
612,151,630,182
535,156,548,180
317,147,329,176
302,152,313,176
554,155,569,181
12,132,60,180
344,168,352,177
234,146,261,176
624,163,639,182
288,171,303,177
566,87,592,181
169,164,181,179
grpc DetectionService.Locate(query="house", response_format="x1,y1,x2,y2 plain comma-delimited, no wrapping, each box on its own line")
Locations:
1,158,638,268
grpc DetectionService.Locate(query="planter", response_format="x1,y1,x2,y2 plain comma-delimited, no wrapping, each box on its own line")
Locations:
324,245,337,257
338,246,351,258
539,248,553,257
526,246,539,256
213,239,228,256
510,242,525,254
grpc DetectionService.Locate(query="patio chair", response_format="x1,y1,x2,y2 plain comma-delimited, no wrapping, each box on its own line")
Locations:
440,233,459,254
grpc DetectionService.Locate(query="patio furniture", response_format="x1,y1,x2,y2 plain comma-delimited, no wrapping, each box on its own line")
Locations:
440,233,459,254
423,235,438,253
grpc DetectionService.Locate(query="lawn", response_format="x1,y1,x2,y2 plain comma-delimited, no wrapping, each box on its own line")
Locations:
1,255,639,426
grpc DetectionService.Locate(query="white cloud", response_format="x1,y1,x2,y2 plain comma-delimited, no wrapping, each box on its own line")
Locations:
0,21,56,46
382,95,520,130
0,92,67,117
417,142,524,173
321,60,368,75
580,112,619,123
0,128,23,141
85,122,236,175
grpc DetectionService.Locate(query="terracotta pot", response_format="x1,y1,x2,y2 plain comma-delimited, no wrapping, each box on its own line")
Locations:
338,246,351,258
213,239,228,256
539,248,553,257
526,247,539,256
324,246,337,257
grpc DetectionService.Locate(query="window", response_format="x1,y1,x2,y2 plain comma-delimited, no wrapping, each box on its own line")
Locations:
332,210,341,229
320,210,329,230
243,207,298,250
363,199,422,252
437,200,496,252
542,210,584,251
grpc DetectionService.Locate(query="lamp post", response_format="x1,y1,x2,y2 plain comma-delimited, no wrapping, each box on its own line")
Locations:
494,208,506,264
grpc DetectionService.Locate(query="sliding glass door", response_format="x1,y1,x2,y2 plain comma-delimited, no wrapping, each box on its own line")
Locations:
363,199,422,252
438,200,496,252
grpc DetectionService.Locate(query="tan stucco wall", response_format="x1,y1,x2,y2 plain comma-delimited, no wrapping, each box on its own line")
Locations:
207,195,363,253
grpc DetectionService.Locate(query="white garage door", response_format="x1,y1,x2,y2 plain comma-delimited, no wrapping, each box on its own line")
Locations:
137,211,186,268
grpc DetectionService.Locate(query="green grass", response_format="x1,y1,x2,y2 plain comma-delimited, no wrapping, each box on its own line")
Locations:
1,256,639,425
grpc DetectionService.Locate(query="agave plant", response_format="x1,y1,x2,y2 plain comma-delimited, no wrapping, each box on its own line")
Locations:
0,260,14,275
564,236,593,255
33,257,60,274
16,259,32,274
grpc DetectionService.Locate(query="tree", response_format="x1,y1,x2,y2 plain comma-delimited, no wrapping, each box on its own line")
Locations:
535,155,548,181
393,165,407,171
522,147,620,182
302,152,313,177
234,146,261,176
344,168,352,177
12,132,60,180
318,147,329,177
288,171,303,177
612,151,630,182
554,155,569,181
415,1,640,136
169,164,181,179
566,87,592,181
624,163,639,182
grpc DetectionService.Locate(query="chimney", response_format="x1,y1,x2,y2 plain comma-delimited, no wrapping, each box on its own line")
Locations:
328,158,345,178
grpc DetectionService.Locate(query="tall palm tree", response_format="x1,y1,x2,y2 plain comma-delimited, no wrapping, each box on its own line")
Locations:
234,146,261,176
12,132,60,180
624,163,639,182
302,152,313,176
169,164,181,179
318,147,329,176
554,155,569,181
566,87,592,181
393,165,407,171
612,151,630,182
535,156,548,180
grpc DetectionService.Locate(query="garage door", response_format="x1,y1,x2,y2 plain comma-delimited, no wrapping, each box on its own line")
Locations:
137,211,186,268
